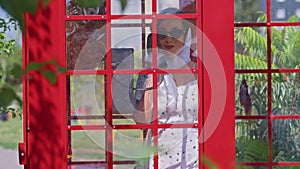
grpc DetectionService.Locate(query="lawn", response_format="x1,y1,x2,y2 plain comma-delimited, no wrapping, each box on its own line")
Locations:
0,117,23,149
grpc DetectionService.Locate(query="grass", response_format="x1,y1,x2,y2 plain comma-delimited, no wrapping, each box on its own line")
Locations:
0,117,23,149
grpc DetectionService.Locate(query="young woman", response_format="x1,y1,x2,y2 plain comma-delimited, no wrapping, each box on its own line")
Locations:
134,8,199,169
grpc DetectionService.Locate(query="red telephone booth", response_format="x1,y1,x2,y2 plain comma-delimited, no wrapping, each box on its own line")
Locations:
19,0,235,168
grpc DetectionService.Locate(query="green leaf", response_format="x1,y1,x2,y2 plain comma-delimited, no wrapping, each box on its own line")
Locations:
73,0,104,8
119,0,127,11
202,156,218,169
41,70,57,84
9,63,22,79
0,86,17,107
0,0,51,29
25,62,43,72
56,65,67,73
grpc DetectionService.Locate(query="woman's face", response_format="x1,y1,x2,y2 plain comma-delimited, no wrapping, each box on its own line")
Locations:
158,19,186,55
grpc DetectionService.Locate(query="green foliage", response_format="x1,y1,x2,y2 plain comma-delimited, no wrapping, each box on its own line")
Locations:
25,60,67,84
235,13,300,164
72,0,105,8
0,0,51,29
234,0,262,22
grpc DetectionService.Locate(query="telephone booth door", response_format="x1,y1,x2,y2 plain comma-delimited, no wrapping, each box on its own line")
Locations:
20,0,235,168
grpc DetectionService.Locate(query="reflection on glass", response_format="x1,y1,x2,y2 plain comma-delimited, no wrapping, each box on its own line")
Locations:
111,0,143,15
111,25,144,69
156,73,198,124
235,74,268,116
271,26,300,68
113,165,137,169
272,120,300,162
112,130,145,161
112,74,136,115
272,73,300,115
236,166,269,169
66,0,106,15
156,128,199,168
236,166,268,169
271,0,300,22
235,27,267,70
66,21,106,70
158,0,196,14
234,0,265,23
236,120,268,162
70,75,105,116
71,130,105,161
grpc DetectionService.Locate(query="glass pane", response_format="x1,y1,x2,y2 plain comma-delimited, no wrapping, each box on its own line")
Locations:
235,27,267,70
271,0,300,22
70,75,105,117
69,163,106,168
111,20,147,69
157,0,197,14
271,27,300,69
112,0,153,15
66,0,105,15
66,20,106,70
234,0,266,23
235,74,268,116
236,167,268,169
112,74,136,115
156,128,199,168
114,165,137,169
71,130,106,161
236,120,268,162
273,119,300,162
272,73,300,115
157,74,198,124
112,130,147,161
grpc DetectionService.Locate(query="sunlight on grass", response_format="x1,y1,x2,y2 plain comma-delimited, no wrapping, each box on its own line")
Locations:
0,118,23,149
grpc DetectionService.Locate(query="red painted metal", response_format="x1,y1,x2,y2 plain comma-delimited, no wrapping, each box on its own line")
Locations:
22,0,67,168
203,0,235,168
22,0,235,168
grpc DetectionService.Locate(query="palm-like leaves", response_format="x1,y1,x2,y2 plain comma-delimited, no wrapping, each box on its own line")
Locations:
235,13,300,163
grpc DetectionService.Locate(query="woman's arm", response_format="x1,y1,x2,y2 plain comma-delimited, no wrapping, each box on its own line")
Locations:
133,75,153,123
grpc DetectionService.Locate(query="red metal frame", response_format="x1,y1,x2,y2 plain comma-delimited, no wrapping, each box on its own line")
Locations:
21,0,235,168
235,0,300,168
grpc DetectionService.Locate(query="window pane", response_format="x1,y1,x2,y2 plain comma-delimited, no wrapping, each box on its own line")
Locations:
235,74,268,116
271,26,300,69
157,74,198,124
157,0,197,14
156,128,198,168
235,27,267,70
112,130,146,161
66,21,106,70
235,0,266,23
111,19,151,69
236,166,268,169
111,0,152,15
66,0,105,15
272,73,300,115
71,130,106,161
271,0,300,22
272,120,300,162
236,120,268,162
70,75,105,118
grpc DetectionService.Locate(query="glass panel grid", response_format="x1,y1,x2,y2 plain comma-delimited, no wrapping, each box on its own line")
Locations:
66,1,201,169
235,0,300,168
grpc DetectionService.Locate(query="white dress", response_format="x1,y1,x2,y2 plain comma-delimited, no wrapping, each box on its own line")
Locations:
136,74,199,169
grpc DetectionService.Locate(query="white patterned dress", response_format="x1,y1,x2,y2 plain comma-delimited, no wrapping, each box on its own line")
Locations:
135,74,199,169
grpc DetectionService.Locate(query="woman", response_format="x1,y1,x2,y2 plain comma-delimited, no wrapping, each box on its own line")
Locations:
134,8,199,169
